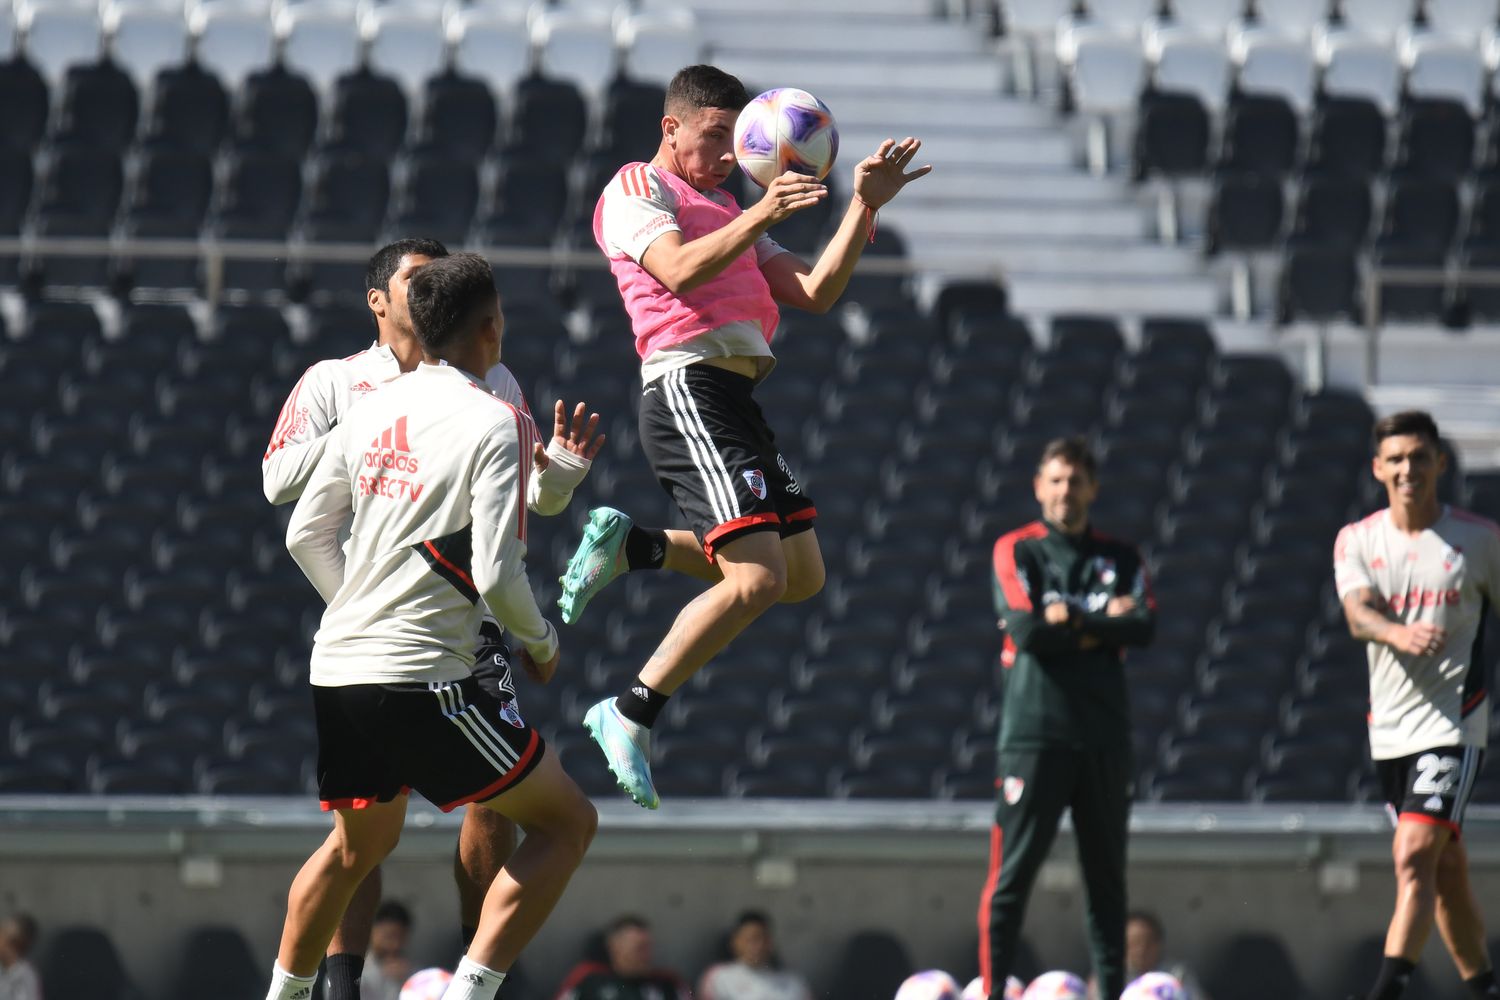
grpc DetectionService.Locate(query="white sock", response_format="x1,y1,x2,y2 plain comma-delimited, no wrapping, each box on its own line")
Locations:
441,956,507,1000
266,963,318,1000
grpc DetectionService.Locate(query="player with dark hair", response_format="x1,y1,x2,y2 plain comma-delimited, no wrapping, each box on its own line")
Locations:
698,910,812,1000
1335,410,1500,1000
560,62,931,809
980,436,1155,1000
267,252,596,1000
263,238,601,999
553,914,690,1000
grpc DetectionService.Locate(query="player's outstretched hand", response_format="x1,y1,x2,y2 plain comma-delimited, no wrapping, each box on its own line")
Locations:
1391,621,1448,657
854,137,932,210
756,172,829,225
552,399,605,460
520,645,560,685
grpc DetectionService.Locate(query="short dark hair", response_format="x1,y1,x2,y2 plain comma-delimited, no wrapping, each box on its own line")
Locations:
1126,909,1164,942
734,910,770,931
365,238,449,296
1036,435,1097,479
1373,410,1441,452
607,914,649,935
373,900,412,927
406,252,497,355
665,65,750,119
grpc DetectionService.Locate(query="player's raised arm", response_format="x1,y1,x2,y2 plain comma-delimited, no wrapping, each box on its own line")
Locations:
470,411,559,671
761,137,932,314
528,400,605,517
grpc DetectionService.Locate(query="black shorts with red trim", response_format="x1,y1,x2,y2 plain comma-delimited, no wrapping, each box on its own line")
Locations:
313,675,544,813
1377,743,1485,836
639,363,816,558
472,621,519,706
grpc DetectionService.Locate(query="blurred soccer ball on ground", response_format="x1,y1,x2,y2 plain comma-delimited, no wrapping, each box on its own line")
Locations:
400,967,453,1000
1121,971,1187,1000
962,975,1027,999
1021,970,1088,1000
894,969,962,1000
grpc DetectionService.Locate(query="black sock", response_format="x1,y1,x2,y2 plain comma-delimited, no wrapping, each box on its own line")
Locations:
461,924,477,949
324,953,364,1000
623,526,667,571
1465,969,1500,998
616,678,669,728
1369,956,1417,1000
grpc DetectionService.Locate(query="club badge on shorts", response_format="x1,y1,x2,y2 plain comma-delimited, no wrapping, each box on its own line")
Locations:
743,468,768,500
1003,776,1025,805
499,701,526,728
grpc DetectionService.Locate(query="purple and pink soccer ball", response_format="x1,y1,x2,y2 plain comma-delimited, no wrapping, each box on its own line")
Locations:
1122,972,1187,1000
894,970,962,1000
962,975,1026,999
399,968,452,1000
1021,971,1088,1000
733,87,840,189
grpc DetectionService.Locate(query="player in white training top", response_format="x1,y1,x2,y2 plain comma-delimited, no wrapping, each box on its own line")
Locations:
265,253,596,1000
261,240,602,1000
1334,410,1500,1000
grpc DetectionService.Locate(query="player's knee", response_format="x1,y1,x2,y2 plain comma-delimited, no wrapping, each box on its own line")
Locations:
1393,839,1443,884
560,797,598,863
332,832,399,876
728,562,787,612
781,560,825,604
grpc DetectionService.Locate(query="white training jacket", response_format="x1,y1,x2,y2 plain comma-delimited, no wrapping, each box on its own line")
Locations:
287,362,558,685
262,341,589,514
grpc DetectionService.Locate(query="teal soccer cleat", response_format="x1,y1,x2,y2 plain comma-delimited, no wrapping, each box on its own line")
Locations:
582,697,658,810
557,507,632,625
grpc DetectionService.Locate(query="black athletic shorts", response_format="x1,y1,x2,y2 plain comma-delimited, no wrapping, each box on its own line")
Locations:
1377,744,1484,836
473,621,519,706
639,363,817,557
313,673,544,813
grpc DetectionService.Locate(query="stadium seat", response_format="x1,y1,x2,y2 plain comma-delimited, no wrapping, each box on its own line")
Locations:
825,930,914,1000
448,5,532,96
299,146,390,241
1392,98,1475,181
1338,0,1414,43
618,9,700,87
325,68,408,160
39,925,143,1000
1062,25,1148,115
1170,0,1241,35
389,153,479,245
276,4,360,94
1249,0,1325,39
1087,0,1157,33
118,146,214,287
88,757,191,794
532,6,616,96
190,5,275,91
29,143,124,287
1371,243,1446,321
167,925,262,1000
506,75,588,163
1318,936,1445,1000
1379,176,1460,252
413,70,498,163
1216,93,1298,177
104,2,189,88
0,57,49,151
1426,0,1496,44
1289,175,1372,249
18,2,102,85
52,60,138,152
233,65,318,159
363,7,446,98
1231,28,1317,114
1305,96,1387,178
1206,171,1284,253
1133,89,1209,178
142,62,229,155
1460,245,1500,320
1318,31,1401,115
1147,28,1231,114
1403,32,1485,114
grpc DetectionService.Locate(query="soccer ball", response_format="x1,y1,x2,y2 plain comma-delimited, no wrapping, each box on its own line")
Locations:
400,968,453,1000
962,976,1026,999
1122,972,1187,1000
1021,971,1087,1000
894,970,962,1000
733,87,839,189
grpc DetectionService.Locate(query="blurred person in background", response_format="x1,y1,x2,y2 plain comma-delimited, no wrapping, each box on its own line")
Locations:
362,900,414,1000
554,914,691,1000
698,911,811,1000
0,913,41,1000
1088,910,1210,1000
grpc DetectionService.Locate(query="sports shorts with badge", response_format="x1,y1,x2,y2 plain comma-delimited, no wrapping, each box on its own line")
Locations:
638,363,816,558
472,621,521,711
313,672,544,813
1377,744,1485,835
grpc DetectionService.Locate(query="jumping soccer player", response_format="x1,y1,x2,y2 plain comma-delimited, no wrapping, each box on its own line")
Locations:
1335,411,1500,1000
267,252,596,1000
560,63,930,809
263,239,601,998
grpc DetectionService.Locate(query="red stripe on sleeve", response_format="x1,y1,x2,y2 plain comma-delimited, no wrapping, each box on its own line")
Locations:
992,524,1045,612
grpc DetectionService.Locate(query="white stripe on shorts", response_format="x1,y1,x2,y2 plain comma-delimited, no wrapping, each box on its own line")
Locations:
429,682,518,771
663,368,740,524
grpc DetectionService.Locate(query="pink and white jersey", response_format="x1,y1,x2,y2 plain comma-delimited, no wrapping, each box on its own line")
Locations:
1334,506,1500,759
262,342,586,515
595,162,788,379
